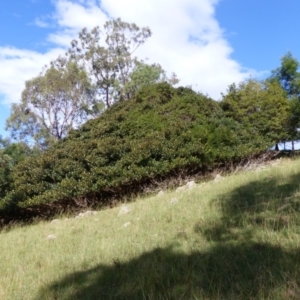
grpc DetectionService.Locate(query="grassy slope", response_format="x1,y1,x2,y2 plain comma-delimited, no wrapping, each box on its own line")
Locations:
1,158,300,299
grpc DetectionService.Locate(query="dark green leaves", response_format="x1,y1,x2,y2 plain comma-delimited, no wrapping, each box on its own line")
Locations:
221,79,290,145
2,83,268,216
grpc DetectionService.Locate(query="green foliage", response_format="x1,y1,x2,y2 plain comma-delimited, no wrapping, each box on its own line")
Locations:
288,97,300,140
0,152,12,200
69,18,152,107
269,52,300,141
69,18,178,107
0,137,35,199
270,52,300,98
6,56,101,149
221,79,290,144
124,61,179,98
6,18,177,150
2,83,268,216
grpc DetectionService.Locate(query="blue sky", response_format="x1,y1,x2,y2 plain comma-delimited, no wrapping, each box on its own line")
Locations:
1,0,300,139
216,0,300,71
0,1,53,51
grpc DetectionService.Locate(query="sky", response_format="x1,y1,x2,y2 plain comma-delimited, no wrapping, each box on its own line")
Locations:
1,0,300,139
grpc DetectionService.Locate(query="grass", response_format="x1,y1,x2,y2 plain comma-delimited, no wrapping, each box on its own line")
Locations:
1,157,300,299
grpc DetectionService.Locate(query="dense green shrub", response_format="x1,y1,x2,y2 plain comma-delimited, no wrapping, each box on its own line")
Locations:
1,83,269,216
221,79,290,144
0,139,35,200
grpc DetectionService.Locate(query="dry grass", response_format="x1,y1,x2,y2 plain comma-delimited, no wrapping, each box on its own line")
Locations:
1,157,300,299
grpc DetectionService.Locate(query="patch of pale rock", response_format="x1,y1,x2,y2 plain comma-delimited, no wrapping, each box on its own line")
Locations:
214,174,222,183
85,210,97,216
51,219,60,224
118,205,131,216
170,198,178,204
176,186,186,193
186,180,196,189
123,222,132,228
46,234,56,240
176,180,196,193
75,210,97,219
157,190,165,197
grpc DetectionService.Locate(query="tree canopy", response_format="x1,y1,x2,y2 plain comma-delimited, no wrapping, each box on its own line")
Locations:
1,83,268,218
6,18,178,149
6,56,100,149
221,79,290,145
0,137,34,199
269,52,300,143
69,18,178,107
270,52,300,99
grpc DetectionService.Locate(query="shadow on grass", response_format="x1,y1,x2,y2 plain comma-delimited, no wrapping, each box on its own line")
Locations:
35,168,300,300
35,242,300,300
196,170,300,242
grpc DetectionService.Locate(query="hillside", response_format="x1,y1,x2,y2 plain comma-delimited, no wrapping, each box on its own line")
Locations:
1,157,300,299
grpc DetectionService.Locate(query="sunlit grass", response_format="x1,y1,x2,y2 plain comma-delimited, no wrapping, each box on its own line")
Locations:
1,157,300,299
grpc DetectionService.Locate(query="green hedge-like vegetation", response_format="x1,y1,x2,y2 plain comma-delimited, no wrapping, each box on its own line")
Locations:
1,83,269,217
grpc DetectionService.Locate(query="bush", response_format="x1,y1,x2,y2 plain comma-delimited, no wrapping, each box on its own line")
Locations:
221,79,290,144
1,83,268,218
0,140,35,200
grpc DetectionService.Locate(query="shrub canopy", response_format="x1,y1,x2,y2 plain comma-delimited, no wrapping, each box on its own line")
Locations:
1,83,268,216
221,79,290,144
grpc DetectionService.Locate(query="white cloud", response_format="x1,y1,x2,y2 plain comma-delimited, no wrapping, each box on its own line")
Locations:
47,0,108,46
0,47,65,104
54,0,107,30
99,0,254,98
0,0,255,105
34,17,51,28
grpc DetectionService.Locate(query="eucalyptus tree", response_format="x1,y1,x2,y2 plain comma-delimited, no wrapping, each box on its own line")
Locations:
6,56,101,149
6,18,178,149
125,61,179,98
69,18,178,107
